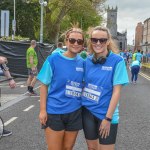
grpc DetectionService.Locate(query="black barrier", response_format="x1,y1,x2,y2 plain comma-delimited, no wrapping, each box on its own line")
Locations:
0,41,55,77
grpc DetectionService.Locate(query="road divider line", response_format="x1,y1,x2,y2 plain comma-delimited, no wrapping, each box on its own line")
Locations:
139,72,150,80
4,117,18,126
23,105,34,112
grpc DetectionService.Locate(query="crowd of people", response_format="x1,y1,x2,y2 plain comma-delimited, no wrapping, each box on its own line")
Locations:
119,48,144,84
0,24,146,150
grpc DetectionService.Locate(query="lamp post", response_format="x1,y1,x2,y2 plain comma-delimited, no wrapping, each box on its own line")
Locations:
12,0,16,40
39,0,47,43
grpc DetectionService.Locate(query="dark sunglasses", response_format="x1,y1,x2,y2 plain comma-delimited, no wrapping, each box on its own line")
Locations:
91,38,108,44
67,38,84,45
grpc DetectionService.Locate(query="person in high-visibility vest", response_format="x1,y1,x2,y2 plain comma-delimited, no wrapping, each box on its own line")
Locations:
132,52,137,61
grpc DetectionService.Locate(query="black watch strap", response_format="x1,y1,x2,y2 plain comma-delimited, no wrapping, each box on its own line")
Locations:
105,117,112,122
8,77,13,81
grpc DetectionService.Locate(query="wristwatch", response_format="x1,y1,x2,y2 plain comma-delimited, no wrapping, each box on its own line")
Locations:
8,77,13,81
105,117,112,122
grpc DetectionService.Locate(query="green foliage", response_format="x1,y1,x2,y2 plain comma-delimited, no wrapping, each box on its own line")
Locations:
45,0,105,43
0,35,29,41
0,0,105,43
0,0,40,40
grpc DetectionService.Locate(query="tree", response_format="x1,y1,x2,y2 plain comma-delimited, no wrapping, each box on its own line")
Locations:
16,1,40,39
0,0,106,43
0,0,40,40
45,0,106,43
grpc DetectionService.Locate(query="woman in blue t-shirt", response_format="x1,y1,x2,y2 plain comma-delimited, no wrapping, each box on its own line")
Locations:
130,60,141,84
37,27,84,150
82,26,129,150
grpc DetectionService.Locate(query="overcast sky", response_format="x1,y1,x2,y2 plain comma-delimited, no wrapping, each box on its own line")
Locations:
104,0,150,45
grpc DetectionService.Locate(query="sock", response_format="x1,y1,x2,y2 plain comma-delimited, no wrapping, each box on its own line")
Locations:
28,86,33,92
27,86,30,91
30,86,33,92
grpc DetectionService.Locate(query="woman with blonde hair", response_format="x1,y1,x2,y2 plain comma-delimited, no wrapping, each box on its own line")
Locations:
82,26,129,150
37,27,84,150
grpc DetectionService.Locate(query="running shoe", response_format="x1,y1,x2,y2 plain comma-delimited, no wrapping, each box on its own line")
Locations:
2,130,12,137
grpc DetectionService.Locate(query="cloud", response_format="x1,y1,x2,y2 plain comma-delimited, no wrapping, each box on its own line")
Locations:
104,0,150,45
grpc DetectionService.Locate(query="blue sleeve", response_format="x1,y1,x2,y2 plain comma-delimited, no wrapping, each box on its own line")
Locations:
113,60,129,86
37,59,53,85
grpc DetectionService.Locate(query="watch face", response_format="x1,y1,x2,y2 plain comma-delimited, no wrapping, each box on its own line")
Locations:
39,0,43,4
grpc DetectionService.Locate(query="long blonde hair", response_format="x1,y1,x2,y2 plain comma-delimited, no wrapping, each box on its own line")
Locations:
88,26,119,54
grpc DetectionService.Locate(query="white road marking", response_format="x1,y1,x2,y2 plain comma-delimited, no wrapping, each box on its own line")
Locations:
23,105,34,112
0,81,26,86
4,117,18,126
139,72,150,80
29,96,40,98
20,85,27,88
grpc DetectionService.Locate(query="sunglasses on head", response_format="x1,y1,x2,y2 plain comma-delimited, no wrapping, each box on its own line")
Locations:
90,38,108,44
67,38,84,45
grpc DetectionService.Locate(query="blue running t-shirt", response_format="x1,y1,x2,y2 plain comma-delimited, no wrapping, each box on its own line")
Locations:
37,52,84,114
82,52,129,123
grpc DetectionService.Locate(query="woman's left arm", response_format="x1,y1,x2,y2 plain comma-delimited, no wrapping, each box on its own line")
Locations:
106,85,122,119
99,85,122,138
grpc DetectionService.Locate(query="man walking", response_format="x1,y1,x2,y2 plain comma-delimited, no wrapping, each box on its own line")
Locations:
26,40,38,95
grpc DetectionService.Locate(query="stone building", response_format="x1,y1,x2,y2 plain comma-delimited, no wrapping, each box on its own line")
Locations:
106,6,127,50
142,18,150,55
135,22,144,51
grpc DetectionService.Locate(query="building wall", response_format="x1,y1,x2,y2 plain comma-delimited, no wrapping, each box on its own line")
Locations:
118,33,127,50
135,22,143,50
142,18,150,55
143,18,150,44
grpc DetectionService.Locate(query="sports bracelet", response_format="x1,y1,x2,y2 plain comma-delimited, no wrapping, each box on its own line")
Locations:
8,77,13,81
105,117,112,122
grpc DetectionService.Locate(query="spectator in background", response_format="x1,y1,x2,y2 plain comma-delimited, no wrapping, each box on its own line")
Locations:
132,51,137,61
0,56,16,137
26,40,38,95
120,50,128,66
130,60,141,84
52,42,65,54
136,50,143,63
80,49,88,59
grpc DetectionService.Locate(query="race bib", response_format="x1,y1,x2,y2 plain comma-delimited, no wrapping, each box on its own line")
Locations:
82,83,102,103
65,81,82,98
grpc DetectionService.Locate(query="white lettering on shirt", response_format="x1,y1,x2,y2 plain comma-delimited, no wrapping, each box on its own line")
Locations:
76,67,83,72
101,66,112,71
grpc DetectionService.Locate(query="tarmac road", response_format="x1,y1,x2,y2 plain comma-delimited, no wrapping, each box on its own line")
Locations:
0,69,150,150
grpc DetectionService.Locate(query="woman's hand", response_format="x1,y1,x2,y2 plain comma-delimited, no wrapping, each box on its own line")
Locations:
99,119,111,139
39,110,47,125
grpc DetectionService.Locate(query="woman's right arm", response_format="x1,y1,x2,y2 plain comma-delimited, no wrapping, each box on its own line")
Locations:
37,57,53,125
39,84,48,125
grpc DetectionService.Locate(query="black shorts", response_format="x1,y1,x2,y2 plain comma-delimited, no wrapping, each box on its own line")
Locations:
43,108,82,131
82,107,118,145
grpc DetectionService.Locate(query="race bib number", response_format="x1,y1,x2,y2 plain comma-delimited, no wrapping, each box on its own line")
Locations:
65,81,82,98
82,83,102,103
